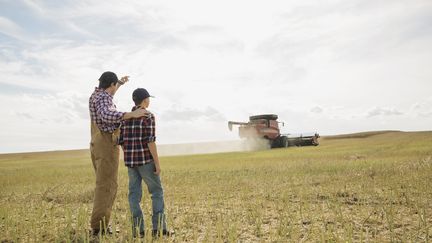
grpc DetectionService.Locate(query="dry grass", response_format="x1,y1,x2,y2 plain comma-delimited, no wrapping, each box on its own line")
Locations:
0,131,431,242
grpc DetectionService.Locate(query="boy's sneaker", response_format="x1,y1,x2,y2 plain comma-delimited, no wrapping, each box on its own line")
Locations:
152,229,172,237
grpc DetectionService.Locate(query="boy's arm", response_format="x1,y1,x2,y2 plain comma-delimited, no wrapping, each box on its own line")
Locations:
148,142,160,175
142,113,160,175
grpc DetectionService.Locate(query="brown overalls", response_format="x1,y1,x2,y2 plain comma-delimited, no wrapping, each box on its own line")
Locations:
90,122,120,230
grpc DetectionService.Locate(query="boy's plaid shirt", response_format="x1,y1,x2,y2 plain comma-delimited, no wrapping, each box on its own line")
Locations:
89,87,125,133
119,106,156,167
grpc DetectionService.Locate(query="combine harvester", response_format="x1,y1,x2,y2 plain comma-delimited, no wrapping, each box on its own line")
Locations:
228,114,320,148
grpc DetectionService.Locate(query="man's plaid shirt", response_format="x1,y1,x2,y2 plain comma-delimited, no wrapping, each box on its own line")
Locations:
89,87,125,133
119,106,156,167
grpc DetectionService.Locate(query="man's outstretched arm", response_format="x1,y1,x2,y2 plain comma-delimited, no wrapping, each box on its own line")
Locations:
115,76,129,92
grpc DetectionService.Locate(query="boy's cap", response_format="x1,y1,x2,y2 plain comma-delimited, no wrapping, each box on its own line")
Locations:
132,88,154,103
99,71,119,83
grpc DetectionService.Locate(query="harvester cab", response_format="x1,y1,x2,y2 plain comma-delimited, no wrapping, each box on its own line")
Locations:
228,114,319,148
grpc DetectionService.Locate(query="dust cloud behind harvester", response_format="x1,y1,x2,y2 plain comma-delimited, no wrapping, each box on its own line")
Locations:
157,139,270,156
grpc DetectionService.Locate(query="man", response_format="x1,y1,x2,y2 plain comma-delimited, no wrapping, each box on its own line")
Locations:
89,71,148,236
118,88,169,238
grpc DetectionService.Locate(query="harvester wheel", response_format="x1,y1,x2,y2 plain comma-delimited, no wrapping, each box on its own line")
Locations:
312,136,319,146
249,114,278,121
280,136,289,148
270,138,280,148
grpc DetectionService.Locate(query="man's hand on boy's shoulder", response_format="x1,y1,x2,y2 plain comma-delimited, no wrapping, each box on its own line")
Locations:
123,108,149,120
141,110,154,119
139,110,154,121
132,108,149,118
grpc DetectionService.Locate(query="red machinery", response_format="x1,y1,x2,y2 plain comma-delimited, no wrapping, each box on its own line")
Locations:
228,114,319,148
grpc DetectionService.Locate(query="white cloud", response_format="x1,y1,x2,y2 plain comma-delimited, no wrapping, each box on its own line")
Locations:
160,106,226,122
409,97,432,118
0,16,25,40
418,112,432,118
0,91,91,153
11,92,89,124
310,106,323,114
366,107,403,118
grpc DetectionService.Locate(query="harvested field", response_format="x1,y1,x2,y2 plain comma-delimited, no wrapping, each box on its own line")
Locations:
0,131,431,242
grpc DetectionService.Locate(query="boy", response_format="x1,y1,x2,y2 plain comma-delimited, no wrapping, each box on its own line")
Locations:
119,88,169,238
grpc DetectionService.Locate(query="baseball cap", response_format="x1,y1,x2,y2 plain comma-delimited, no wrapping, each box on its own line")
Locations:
99,71,119,83
132,88,154,104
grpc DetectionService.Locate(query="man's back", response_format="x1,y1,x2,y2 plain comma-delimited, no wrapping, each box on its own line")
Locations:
89,87,124,133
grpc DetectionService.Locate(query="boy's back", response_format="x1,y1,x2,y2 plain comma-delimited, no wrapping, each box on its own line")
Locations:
119,106,156,167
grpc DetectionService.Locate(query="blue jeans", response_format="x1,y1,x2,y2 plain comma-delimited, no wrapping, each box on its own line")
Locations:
128,162,166,234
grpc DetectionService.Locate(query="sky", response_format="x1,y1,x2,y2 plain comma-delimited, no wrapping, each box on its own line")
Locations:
0,0,431,153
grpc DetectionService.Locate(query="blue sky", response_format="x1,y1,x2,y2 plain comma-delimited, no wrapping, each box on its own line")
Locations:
0,0,431,153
